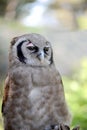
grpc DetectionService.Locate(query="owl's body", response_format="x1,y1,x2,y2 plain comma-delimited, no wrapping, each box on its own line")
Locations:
2,34,71,130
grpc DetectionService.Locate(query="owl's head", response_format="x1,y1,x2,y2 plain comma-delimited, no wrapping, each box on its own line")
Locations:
10,33,53,67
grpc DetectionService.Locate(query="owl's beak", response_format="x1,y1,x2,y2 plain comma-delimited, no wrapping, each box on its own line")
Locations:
37,51,44,63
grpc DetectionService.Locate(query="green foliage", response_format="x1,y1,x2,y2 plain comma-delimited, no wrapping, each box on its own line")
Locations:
63,58,87,130
77,16,87,30
0,59,87,130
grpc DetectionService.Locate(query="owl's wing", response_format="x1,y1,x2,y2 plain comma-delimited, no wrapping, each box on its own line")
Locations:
2,75,10,114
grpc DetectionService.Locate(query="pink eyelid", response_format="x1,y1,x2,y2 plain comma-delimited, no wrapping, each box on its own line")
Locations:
26,42,34,47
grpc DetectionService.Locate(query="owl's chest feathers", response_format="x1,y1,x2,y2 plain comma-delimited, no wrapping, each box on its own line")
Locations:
10,65,60,109
10,66,61,102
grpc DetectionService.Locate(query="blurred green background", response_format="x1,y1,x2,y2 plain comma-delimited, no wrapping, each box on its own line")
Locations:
0,0,87,130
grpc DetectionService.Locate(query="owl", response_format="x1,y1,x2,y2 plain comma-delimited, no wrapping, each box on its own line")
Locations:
2,33,72,130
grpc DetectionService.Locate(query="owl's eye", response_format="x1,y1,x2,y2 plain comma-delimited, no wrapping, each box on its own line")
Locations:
27,46,38,53
28,46,35,51
44,47,49,54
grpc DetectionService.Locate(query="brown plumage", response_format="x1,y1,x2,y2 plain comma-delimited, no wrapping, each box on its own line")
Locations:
2,33,72,130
